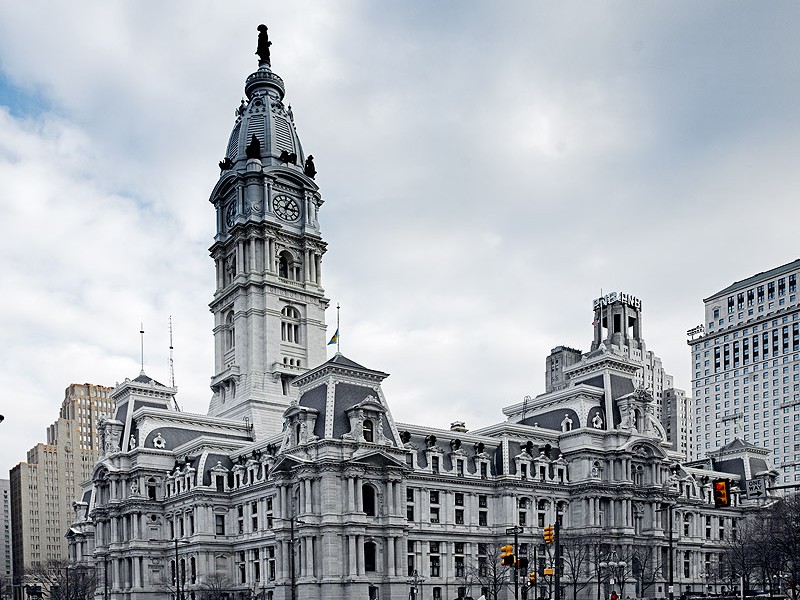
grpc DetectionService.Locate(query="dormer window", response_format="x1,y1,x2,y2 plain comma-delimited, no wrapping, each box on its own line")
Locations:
363,419,374,442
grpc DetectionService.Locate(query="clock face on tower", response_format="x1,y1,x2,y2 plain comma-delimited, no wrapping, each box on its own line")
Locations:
225,202,237,228
273,194,300,222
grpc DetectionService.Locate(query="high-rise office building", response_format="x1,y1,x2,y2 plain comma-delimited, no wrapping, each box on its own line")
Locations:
663,388,694,461
1,479,11,584
688,258,800,483
10,384,113,582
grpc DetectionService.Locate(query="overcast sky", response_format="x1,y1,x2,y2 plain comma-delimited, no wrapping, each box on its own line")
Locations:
2,2,800,476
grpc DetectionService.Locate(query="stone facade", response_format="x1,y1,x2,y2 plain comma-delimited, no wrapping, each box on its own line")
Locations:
63,29,778,600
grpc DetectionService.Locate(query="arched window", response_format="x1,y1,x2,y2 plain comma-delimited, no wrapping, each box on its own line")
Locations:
224,310,235,350
364,541,377,572
278,251,296,280
281,306,301,344
363,419,374,442
633,465,644,486
363,484,376,516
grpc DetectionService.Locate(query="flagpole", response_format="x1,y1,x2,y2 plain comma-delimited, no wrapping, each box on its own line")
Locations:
336,303,341,354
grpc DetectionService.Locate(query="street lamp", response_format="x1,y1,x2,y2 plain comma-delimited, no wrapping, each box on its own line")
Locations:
599,551,627,600
407,570,425,600
173,537,191,600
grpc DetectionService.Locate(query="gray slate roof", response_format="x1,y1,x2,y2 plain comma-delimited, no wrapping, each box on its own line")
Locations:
705,258,800,301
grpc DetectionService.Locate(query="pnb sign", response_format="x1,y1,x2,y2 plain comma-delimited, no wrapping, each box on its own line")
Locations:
593,292,642,311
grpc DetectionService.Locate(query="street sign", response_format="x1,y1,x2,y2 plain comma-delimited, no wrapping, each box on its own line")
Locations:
506,526,525,535
746,478,765,499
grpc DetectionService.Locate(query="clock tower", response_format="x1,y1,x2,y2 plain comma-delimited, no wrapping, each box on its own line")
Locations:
207,27,328,438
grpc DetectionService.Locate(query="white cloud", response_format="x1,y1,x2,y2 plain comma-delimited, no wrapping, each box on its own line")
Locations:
2,1,800,474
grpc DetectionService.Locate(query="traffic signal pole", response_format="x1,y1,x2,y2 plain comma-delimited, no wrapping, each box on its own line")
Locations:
554,520,561,600
514,527,520,600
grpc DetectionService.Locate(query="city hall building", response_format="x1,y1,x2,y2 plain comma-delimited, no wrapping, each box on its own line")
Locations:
64,28,775,600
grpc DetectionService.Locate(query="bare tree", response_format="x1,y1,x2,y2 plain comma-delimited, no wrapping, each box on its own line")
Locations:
24,560,96,600
720,515,762,595
0,575,13,600
199,574,235,600
630,544,662,598
559,530,597,600
471,545,511,600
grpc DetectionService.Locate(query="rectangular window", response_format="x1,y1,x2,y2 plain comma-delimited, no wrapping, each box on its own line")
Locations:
215,515,225,535
479,511,488,526
430,491,439,504
430,556,441,577
454,492,464,506
268,547,276,580
478,495,487,508
430,507,440,523
455,509,464,525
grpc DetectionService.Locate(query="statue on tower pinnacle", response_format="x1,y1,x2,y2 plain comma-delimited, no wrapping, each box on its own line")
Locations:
256,24,272,66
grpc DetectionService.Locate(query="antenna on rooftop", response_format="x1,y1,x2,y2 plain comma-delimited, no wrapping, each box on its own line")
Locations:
169,316,176,388
169,315,182,412
140,322,145,375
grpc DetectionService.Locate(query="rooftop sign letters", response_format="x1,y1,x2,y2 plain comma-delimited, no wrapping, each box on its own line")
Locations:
593,292,641,311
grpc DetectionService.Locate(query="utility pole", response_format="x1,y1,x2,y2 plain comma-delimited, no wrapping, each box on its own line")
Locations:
507,526,525,600
175,538,181,600
290,515,297,600
554,520,561,600
668,504,674,600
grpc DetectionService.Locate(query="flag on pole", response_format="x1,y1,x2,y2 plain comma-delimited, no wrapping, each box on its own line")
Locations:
327,328,339,346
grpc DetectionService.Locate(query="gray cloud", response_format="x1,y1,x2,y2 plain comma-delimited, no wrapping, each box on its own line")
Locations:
2,2,800,474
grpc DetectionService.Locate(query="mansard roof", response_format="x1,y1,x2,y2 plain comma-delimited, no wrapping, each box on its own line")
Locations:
132,371,165,386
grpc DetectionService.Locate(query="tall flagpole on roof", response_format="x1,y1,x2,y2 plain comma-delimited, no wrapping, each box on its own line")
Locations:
337,303,341,354
140,322,145,375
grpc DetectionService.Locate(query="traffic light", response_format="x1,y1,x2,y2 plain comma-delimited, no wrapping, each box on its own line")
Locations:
713,479,730,507
543,525,554,544
529,573,537,587
500,545,515,566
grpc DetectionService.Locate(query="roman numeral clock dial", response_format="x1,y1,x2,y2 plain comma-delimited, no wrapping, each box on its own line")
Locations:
273,194,300,222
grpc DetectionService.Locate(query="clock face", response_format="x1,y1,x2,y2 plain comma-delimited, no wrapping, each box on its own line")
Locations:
273,194,300,221
225,202,237,227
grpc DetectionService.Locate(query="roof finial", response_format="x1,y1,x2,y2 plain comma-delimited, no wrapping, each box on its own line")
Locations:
256,24,271,67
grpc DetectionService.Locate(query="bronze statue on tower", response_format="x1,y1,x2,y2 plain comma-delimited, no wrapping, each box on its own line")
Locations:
256,24,271,66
